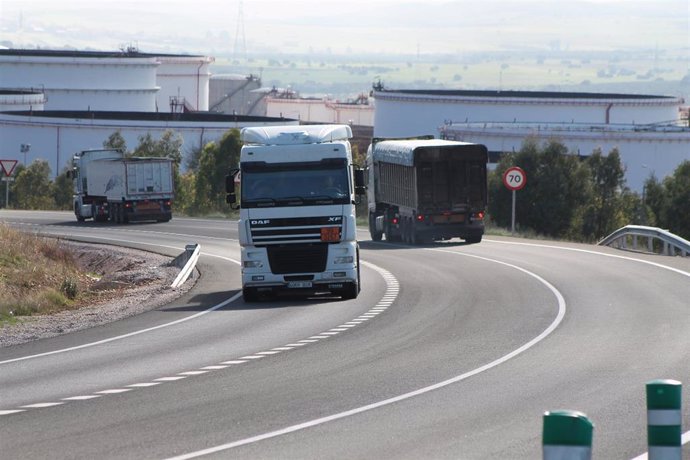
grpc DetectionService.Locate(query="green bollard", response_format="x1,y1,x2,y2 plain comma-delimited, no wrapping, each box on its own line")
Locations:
646,379,682,460
543,410,593,459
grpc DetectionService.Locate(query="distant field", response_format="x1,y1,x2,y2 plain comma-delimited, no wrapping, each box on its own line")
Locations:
213,52,690,101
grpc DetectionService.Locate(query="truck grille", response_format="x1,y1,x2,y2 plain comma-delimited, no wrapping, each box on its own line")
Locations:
267,244,328,274
249,216,342,246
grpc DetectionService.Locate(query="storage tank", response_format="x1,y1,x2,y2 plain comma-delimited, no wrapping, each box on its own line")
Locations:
373,89,683,138
209,74,264,115
0,90,46,111
0,49,159,111
156,55,215,112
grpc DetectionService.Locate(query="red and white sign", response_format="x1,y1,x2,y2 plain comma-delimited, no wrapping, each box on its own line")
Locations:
503,166,527,191
0,160,18,177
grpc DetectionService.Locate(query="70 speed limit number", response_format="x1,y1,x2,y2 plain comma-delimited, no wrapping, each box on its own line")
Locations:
503,166,527,191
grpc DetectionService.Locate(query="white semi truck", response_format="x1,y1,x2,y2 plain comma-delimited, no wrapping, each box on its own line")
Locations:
70,149,174,223
226,125,366,302
367,137,488,244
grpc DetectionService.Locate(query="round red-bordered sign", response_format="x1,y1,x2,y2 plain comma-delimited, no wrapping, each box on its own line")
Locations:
503,166,527,191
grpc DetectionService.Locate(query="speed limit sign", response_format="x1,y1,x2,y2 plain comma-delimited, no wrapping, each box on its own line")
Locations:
503,166,527,191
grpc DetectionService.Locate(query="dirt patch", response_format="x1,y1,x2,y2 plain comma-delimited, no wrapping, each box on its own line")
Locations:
0,242,196,348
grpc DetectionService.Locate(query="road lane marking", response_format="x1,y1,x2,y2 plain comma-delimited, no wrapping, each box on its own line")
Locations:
163,252,567,459
483,239,690,279
19,402,64,408
0,260,399,418
0,291,243,365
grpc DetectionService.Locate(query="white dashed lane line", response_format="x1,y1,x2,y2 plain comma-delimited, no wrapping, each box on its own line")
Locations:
0,262,398,417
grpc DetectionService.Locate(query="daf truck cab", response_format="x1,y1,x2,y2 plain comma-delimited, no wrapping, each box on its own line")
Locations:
227,124,366,302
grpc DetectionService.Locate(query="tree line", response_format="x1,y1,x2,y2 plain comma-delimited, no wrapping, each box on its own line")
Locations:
488,137,690,241
3,129,689,241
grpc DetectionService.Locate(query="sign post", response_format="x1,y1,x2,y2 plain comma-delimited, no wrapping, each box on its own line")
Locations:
502,166,527,235
1,159,18,209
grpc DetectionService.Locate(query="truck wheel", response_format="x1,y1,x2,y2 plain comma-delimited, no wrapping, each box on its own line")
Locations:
341,282,359,300
341,251,360,300
243,287,260,302
465,235,482,244
369,212,383,241
409,219,418,245
75,204,85,222
399,218,406,244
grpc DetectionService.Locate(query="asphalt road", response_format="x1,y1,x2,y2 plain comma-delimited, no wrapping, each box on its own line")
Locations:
1,210,689,459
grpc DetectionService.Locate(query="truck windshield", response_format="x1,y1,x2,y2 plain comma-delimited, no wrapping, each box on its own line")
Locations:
241,160,350,208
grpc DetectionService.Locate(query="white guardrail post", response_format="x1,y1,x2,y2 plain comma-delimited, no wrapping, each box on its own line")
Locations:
171,244,200,289
542,410,593,460
647,379,682,460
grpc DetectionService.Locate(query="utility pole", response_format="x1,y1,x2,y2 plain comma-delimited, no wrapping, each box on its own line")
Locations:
233,1,247,63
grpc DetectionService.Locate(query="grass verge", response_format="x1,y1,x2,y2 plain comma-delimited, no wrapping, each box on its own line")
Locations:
0,224,88,324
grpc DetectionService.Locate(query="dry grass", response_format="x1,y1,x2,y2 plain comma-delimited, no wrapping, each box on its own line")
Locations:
0,224,87,321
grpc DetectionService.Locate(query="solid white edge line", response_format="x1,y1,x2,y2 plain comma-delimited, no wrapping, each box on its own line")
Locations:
163,252,567,460
483,238,690,279
0,233,242,365
0,291,243,365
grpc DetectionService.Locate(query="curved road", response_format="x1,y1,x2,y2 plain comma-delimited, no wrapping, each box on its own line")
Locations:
1,210,689,459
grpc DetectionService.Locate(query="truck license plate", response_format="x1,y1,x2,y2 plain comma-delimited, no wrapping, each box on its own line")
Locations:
287,281,312,289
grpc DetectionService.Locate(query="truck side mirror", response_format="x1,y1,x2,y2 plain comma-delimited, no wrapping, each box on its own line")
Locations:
225,169,239,193
354,168,366,195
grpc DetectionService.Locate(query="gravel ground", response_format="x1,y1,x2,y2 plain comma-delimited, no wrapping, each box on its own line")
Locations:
0,242,196,348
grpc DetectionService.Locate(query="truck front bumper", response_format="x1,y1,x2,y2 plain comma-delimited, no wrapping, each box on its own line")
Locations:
241,243,358,295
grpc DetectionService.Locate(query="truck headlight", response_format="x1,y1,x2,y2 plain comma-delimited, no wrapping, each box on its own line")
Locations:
334,256,354,264
243,260,263,268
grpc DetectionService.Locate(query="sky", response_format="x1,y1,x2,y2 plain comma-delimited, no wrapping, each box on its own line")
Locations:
1,0,688,57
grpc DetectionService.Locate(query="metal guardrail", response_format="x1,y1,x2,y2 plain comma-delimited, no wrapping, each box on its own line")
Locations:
598,225,690,257
171,244,200,288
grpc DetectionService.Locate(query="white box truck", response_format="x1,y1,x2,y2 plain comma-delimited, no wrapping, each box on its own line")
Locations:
70,149,174,223
226,125,366,302
366,137,488,244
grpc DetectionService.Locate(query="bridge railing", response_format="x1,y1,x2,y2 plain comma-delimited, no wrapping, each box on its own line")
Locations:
598,225,690,257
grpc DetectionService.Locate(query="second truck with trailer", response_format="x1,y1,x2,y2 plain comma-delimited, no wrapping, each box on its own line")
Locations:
70,149,174,224
366,137,488,244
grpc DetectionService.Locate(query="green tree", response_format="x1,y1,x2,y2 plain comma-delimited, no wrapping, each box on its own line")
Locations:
51,167,73,210
185,145,203,171
193,129,242,214
12,160,54,209
131,130,183,164
643,174,666,227
175,171,196,215
488,138,589,238
578,148,629,239
663,160,690,239
103,130,128,151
